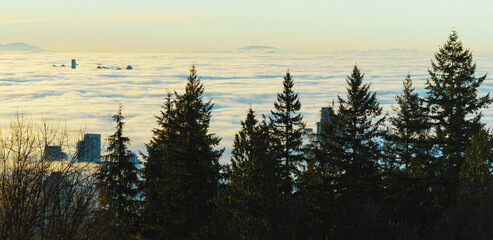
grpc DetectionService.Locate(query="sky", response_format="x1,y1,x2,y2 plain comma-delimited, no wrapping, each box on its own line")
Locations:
1,0,493,53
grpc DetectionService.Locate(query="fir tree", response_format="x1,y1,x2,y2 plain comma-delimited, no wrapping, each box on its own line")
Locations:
332,65,385,199
435,130,493,239
386,75,436,237
300,66,387,239
425,30,493,211
297,141,339,239
142,92,178,239
96,104,140,239
270,71,306,194
460,130,492,197
212,108,294,239
142,66,223,239
390,74,431,169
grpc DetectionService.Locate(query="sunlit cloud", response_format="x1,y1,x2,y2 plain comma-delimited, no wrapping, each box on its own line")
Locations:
1,51,492,163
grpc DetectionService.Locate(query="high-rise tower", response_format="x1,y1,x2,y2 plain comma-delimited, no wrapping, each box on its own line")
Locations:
76,134,101,163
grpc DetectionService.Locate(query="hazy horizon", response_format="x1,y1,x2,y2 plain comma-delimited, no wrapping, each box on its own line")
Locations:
0,43,429,54
2,0,493,53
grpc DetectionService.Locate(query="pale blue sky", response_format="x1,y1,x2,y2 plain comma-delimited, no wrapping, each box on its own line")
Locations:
1,0,493,53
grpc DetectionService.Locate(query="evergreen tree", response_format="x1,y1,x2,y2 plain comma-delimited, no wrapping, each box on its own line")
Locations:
297,137,339,239
142,66,223,239
389,74,431,169
96,104,140,239
460,130,493,195
435,130,493,239
386,75,436,237
141,93,178,239
300,66,388,239
425,30,493,211
270,71,305,193
213,108,286,239
331,65,385,199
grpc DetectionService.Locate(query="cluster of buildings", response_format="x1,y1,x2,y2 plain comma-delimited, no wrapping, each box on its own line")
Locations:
53,59,133,71
44,133,140,165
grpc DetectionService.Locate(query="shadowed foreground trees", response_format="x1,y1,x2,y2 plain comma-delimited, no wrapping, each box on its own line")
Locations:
211,108,285,239
384,75,436,237
435,130,493,239
96,105,140,240
0,115,103,239
142,66,223,239
270,71,306,194
425,30,493,215
299,65,393,239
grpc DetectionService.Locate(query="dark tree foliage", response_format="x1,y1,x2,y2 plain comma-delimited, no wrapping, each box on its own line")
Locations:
389,74,432,169
96,104,140,239
141,92,177,239
385,75,437,237
299,66,390,239
270,71,306,194
142,66,223,240
211,108,291,239
331,65,385,199
435,130,493,239
298,106,338,239
298,149,338,238
425,30,493,212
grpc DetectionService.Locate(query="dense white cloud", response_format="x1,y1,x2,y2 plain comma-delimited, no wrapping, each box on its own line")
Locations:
0,51,492,163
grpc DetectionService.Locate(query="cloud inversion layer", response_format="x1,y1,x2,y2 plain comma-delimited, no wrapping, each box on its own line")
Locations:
1,51,492,162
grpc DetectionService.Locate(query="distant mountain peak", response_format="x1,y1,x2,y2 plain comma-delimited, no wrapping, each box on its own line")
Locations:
0,42,45,52
234,45,284,54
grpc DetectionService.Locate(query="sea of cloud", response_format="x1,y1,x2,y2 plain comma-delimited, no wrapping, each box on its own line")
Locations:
1,51,492,163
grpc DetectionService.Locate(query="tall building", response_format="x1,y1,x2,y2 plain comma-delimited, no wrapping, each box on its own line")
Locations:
129,152,141,165
303,128,315,143
77,134,101,163
44,145,67,161
316,107,332,136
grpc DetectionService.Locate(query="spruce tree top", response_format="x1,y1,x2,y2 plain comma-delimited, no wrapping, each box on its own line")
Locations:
329,65,385,199
269,71,305,193
105,104,132,163
231,108,275,177
427,30,491,121
391,74,429,140
338,65,383,132
272,71,302,115
426,30,492,157
269,71,305,157
96,104,140,238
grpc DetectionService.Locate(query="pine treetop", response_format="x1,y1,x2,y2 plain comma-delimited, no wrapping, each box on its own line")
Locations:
96,104,140,238
105,104,132,164
391,74,429,140
269,71,306,194
141,66,222,239
427,30,491,119
326,65,385,199
338,65,384,139
426,30,492,158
